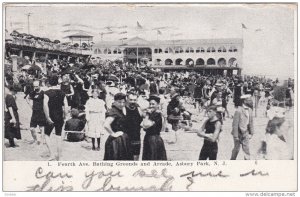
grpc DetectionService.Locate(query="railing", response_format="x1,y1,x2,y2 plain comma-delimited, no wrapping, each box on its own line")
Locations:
8,37,93,55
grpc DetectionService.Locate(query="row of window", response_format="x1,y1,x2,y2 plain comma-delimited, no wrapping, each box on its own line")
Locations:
94,46,238,54
94,48,122,54
158,46,238,54
158,57,238,67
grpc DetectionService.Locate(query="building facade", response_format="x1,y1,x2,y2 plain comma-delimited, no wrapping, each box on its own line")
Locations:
92,37,243,75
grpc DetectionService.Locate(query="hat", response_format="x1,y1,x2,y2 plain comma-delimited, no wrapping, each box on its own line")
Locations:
7,84,19,92
207,105,218,111
170,91,179,99
267,106,285,119
148,95,160,104
217,106,225,113
114,92,126,101
215,83,223,87
71,108,79,118
241,94,251,99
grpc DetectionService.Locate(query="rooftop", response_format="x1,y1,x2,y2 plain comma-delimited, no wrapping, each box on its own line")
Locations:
65,32,94,38
93,37,243,47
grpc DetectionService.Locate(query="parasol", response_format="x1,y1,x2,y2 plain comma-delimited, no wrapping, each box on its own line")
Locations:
10,30,20,37
21,65,31,70
53,40,61,44
28,64,42,73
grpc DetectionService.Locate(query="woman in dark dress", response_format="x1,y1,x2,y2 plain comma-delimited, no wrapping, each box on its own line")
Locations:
4,86,21,147
167,93,182,131
142,95,167,160
103,93,131,160
71,74,87,108
60,74,74,107
233,80,243,108
193,81,203,111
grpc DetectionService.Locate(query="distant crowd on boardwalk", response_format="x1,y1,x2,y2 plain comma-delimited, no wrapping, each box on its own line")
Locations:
4,54,294,161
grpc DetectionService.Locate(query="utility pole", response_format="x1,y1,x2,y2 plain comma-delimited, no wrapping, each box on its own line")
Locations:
25,13,32,34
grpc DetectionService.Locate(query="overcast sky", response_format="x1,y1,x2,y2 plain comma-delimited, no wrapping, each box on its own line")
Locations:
4,4,296,78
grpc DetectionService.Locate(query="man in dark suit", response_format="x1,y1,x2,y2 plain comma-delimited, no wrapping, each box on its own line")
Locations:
230,94,254,160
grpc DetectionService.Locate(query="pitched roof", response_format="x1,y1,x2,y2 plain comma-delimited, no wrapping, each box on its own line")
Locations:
66,32,93,38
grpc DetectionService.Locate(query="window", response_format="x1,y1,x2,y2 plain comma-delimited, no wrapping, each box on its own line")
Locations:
196,47,205,53
218,46,227,52
113,48,121,54
164,47,173,54
196,58,205,65
207,47,216,53
207,58,216,65
229,46,238,52
154,48,163,54
175,58,183,65
104,48,111,54
165,59,173,65
175,47,184,53
185,47,194,53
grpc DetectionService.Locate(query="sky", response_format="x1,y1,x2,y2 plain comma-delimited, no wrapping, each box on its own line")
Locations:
4,4,296,78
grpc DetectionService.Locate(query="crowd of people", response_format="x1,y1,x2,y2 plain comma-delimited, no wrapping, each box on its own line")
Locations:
4,54,295,161
6,30,92,52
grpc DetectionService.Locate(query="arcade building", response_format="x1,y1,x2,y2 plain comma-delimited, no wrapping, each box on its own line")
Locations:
92,36,243,76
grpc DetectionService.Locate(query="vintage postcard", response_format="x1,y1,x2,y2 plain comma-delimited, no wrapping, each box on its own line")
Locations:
2,3,297,192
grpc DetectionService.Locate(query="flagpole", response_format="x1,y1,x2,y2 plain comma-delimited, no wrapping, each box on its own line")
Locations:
242,25,244,40
137,44,139,66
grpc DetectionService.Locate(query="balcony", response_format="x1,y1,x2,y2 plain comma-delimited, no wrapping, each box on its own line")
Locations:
7,37,92,55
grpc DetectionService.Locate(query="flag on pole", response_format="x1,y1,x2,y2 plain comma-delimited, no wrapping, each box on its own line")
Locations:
105,27,113,32
137,21,143,29
157,30,162,35
242,23,247,29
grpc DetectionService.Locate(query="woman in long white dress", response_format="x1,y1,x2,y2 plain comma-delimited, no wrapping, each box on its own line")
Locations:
264,117,293,160
85,89,106,151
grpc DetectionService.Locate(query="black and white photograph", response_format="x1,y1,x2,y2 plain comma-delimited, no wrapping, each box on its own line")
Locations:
2,3,297,192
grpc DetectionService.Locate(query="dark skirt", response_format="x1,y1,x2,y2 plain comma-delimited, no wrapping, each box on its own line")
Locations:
233,97,242,107
66,96,73,107
4,112,21,140
142,135,167,160
104,133,131,160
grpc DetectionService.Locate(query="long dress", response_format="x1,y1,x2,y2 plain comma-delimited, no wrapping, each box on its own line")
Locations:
72,82,83,108
85,98,106,138
265,134,293,160
234,84,242,107
142,111,167,160
60,83,73,107
104,105,131,160
5,94,21,140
